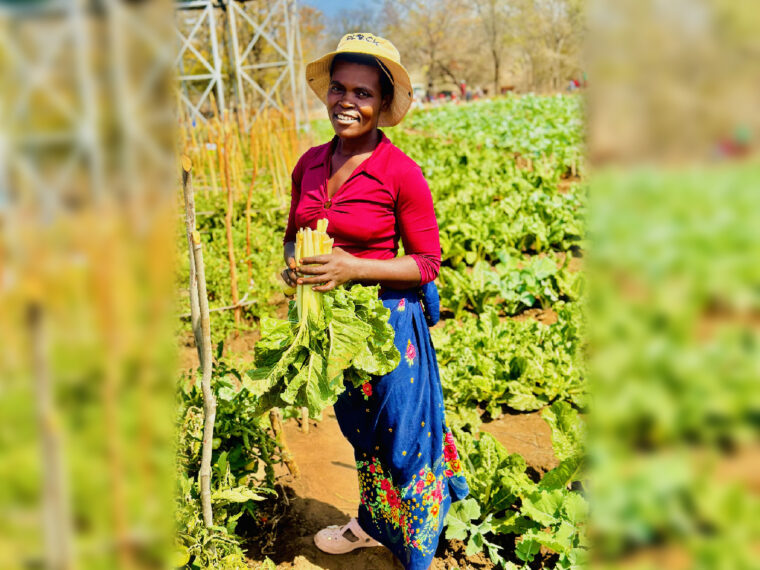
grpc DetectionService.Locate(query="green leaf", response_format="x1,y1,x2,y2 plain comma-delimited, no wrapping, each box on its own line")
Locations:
465,532,483,557
211,486,265,503
216,451,228,478
245,285,399,420
444,516,469,541
561,491,588,524
521,523,574,555
327,306,370,381
521,489,564,526
541,401,585,461
539,455,584,490
515,537,541,562
171,546,190,568
450,497,481,522
281,351,324,405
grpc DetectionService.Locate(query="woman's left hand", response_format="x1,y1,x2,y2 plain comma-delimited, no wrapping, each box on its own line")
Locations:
297,247,357,292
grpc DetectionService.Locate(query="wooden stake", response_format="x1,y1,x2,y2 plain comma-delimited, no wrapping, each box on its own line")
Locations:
182,155,202,363
182,157,216,528
300,407,309,434
245,137,259,286
206,131,219,194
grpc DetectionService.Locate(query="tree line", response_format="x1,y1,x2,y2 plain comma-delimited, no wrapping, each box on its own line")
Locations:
304,0,585,97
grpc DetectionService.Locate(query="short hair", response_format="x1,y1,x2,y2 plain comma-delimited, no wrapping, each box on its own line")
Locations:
329,52,394,102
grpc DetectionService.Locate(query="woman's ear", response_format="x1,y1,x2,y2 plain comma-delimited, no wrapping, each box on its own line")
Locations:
381,94,392,112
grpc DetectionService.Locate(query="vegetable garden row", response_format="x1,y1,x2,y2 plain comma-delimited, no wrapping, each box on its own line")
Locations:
176,94,588,569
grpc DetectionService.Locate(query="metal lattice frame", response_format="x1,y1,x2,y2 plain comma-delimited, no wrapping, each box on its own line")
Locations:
227,0,307,127
175,0,225,123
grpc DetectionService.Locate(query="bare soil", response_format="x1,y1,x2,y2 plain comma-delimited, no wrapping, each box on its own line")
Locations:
511,307,558,326
481,412,559,476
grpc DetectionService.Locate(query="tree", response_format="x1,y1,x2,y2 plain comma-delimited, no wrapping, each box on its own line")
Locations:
510,0,584,91
472,0,513,96
383,0,470,95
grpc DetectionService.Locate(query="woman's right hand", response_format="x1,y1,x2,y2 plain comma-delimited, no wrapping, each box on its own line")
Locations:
281,241,298,288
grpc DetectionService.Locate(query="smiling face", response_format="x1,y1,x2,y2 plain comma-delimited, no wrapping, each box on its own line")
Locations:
327,61,389,141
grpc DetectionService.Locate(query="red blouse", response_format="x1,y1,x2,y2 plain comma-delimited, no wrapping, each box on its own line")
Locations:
284,131,441,285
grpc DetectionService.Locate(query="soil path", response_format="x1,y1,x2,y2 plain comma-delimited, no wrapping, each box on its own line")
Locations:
249,407,557,569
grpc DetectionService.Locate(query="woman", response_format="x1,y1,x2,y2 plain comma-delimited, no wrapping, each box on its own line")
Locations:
281,33,469,570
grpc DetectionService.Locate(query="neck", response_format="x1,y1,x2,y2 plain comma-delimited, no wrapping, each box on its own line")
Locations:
336,128,381,157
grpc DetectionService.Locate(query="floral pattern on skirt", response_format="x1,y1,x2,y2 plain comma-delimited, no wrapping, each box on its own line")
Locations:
333,288,469,570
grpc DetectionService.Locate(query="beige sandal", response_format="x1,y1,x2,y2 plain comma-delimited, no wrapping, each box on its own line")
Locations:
313,517,382,554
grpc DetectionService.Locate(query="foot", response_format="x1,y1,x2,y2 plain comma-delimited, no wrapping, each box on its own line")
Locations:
313,517,382,554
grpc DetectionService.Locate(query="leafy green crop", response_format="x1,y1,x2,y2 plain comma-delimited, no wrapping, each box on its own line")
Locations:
244,285,400,418
434,302,585,414
438,254,583,319
446,400,587,568
403,94,584,179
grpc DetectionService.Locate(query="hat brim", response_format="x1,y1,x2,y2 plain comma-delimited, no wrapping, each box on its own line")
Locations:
306,52,413,128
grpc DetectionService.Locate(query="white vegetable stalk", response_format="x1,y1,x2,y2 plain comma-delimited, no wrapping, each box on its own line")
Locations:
295,219,333,324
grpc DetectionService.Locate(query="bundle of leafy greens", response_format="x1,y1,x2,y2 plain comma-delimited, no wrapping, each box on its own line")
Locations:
244,220,399,418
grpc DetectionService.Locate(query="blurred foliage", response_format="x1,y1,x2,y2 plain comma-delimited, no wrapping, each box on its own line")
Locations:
0,213,178,569
587,162,760,567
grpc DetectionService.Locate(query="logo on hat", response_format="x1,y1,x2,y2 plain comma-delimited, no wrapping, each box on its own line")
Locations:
343,33,381,46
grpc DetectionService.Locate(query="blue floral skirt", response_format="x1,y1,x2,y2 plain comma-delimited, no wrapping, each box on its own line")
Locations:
333,288,470,570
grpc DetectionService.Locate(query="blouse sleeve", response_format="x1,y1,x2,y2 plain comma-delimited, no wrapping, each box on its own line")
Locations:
283,154,306,244
396,165,441,285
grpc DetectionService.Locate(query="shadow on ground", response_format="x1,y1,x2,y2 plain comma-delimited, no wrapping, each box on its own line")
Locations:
249,489,403,570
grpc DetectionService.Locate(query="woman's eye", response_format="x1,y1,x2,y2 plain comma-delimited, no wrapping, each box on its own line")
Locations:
357,91,368,98
330,85,341,93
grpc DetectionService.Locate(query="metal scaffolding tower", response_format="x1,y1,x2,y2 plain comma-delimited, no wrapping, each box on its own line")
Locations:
226,0,308,128
174,0,309,128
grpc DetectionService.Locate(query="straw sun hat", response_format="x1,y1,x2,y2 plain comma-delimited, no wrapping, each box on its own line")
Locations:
306,33,413,127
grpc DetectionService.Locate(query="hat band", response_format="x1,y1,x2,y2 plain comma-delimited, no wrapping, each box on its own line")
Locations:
374,57,395,86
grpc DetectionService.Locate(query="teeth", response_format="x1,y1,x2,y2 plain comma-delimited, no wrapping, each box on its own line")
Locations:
336,113,358,122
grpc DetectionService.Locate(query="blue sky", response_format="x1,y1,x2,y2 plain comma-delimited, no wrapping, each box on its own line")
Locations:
303,0,370,19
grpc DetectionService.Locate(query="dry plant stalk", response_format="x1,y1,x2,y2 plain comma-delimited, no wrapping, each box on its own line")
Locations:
300,406,309,434
30,303,74,570
89,223,134,568
245,135,260,286
269,408,299,478
220,122,241,326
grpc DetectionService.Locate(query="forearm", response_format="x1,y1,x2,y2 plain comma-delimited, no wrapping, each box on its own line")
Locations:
351,255,421,289
294,247,427,292
283,241,295,264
